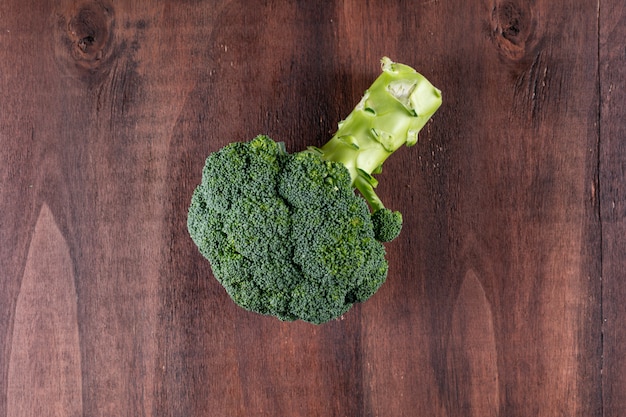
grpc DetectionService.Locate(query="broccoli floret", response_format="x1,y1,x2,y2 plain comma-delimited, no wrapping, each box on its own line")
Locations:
188,58,442,324
371,209,403,243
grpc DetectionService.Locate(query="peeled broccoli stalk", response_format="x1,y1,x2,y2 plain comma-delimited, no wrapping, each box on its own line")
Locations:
314,57,442,241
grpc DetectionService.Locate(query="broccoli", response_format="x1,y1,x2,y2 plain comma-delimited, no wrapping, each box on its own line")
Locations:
188,57,441,324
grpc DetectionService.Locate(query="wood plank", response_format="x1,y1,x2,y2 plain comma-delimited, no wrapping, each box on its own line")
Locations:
600,1,626,416
359,0,602,415
0,0,609,416
156,3,366,415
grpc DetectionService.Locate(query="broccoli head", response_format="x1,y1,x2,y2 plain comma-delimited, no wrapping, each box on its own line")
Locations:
188,135,388,324
188,58,442,324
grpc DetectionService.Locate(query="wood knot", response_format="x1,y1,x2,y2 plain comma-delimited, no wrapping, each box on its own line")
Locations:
490,0,536,63
53,1,115,79
67,2,113,68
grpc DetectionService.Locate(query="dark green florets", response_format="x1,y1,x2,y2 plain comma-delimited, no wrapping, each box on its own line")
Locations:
188,135,388,324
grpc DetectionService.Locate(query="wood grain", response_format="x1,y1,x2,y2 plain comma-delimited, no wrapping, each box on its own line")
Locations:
0,0,620,416
600,0,626,416
7,204,82,417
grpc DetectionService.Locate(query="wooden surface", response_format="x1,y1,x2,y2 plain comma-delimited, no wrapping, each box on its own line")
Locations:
0,0,623,416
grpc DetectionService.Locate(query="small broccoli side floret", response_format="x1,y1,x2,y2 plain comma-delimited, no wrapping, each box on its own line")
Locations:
371,209,403,243
188,58,442,324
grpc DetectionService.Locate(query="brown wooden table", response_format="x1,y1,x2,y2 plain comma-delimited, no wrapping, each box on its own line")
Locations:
1,1,624,416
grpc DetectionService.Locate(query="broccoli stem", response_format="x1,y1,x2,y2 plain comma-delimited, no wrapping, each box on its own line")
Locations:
353,172,385,212
316,57,442,212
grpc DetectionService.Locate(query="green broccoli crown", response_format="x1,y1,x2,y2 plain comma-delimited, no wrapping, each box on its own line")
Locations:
188,135,388,324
